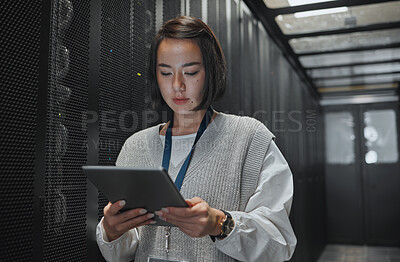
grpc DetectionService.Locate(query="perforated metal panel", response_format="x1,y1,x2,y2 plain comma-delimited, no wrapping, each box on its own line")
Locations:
97,0,156,221
240,5,255,116
163,0,181,22
42,0,90,261
229,0,241,114
218,0,227,55
189,0,202,19
131,0,156,130
215,0,241,114
257,23,272,127
0,1,41,260
207,0,218,36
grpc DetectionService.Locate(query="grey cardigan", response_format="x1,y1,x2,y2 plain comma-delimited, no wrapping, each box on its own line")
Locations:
116,113,274,262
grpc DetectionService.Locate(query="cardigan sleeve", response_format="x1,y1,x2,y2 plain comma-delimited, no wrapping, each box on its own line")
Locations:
215,140,297,262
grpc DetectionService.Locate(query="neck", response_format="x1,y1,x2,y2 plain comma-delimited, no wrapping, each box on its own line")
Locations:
172,109,206,136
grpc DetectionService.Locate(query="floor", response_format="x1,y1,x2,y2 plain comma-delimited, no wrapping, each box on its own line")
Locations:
317,244,400,262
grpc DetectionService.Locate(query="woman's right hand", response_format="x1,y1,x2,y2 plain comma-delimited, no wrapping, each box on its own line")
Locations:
103,200,155,241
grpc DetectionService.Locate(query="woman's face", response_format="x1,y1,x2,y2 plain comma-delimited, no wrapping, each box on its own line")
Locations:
156,38,206,115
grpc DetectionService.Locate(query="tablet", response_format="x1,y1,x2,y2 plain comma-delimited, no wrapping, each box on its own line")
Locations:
82,166,188,227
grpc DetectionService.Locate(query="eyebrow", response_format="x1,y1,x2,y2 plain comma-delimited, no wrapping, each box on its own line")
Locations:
157,62,201,68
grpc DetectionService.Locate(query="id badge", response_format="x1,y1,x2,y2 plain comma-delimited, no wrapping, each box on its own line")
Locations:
148,257,189,262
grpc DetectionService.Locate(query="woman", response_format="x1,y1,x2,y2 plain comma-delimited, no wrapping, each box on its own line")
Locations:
96,16,296,262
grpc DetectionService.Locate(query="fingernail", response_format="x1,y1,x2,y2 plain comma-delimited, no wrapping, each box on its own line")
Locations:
162,208,169,213
147,213,155,218
139,209,147,214
150,220,156,224
159,216,166,221
119,200,126,207
154,211,162,216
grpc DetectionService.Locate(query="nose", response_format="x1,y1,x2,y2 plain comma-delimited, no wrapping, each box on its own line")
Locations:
172,73,185,92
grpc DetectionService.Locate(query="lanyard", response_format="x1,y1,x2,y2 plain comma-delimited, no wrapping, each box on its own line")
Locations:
162,106,214,191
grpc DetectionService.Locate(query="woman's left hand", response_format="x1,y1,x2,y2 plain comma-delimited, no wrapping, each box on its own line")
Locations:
155,197,225,238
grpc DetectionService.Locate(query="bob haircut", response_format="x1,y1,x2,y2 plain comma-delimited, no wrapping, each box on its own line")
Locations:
148,16,227,111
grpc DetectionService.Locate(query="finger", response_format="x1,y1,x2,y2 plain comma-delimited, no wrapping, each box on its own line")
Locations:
162,216,198,228
185,200,194,207
135,219,156,228
159,213,189,225
164,197,204,215
170,201,210,219
116,207,148,223
106,200,127,216
119,212,155,231
164,207,196,218
162,211,205,224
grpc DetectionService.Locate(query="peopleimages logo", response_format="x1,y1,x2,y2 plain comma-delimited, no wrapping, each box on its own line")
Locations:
81,109,319,153
82,109,319,135
305,110,317,133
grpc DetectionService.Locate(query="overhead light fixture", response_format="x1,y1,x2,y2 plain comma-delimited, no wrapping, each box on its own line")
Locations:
294,7,348,18
288,0,336,6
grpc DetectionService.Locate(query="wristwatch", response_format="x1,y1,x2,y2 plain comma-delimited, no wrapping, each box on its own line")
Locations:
210,210,235,242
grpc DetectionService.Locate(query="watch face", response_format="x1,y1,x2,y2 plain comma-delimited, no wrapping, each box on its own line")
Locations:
226,218,234,233
222,216,234,235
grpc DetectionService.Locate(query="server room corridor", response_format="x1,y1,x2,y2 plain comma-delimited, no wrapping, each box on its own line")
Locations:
1,0,399,261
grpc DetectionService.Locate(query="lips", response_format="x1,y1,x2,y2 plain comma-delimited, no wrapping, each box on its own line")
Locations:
172,98,189,105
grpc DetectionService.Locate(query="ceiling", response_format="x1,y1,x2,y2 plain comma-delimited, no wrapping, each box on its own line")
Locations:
244,0,400,103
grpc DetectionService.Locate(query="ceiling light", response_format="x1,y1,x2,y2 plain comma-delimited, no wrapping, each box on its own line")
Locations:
288,0,336,6
294,7,348,18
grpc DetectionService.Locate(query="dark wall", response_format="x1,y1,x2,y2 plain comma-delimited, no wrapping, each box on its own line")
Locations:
0,0,325,261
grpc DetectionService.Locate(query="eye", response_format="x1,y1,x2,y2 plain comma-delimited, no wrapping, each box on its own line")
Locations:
161,72,172,76
185,71,199,76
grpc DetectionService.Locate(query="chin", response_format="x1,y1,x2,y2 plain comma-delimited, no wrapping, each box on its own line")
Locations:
174,106,202,116
172,107,193,114
166,102,192,113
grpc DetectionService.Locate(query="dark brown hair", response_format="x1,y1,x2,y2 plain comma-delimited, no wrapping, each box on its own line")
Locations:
148,16,227,111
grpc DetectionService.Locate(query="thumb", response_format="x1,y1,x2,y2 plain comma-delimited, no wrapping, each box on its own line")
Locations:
186,197,203,207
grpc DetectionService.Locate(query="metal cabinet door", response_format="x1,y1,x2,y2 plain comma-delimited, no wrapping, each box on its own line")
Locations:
324,107,364,244
360,103,400,246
